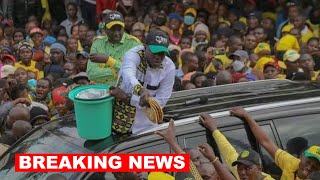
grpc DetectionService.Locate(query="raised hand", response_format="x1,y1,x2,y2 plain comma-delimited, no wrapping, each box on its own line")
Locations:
155,119,176,144
198,143,216,161
14,98,31,106
230,107,250,119
199,114,218,132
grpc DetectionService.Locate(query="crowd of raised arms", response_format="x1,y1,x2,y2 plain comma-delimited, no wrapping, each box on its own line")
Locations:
0,0,319,179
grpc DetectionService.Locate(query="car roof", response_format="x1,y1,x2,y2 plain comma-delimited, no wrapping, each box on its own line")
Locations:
2,80,320,156
164,79,320,120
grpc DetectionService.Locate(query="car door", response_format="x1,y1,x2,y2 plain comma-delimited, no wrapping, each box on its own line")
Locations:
177,115,282,178
273,113,320,155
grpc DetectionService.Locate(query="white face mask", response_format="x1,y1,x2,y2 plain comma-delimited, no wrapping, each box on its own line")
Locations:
232,60,245,72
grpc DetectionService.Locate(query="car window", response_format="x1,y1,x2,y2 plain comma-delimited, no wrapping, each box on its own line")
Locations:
260,124,282,179
0,128,88,180
273,114,320,155
222,126,252,153
182,131,207,149
179,125,252,164
177,121,282,178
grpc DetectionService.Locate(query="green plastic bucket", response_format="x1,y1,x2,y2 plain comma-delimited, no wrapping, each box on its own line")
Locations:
68,84,114,140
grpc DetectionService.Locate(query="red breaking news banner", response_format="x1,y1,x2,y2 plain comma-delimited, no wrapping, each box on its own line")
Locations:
15,154,190,172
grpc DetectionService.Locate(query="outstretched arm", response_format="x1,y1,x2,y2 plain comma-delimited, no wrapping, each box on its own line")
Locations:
199,114,239,179
155,120,183,154
198,143,236,180
155,120,203,180
230,107,279,158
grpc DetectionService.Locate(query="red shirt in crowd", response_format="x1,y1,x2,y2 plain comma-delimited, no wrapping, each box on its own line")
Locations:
96,0,117,16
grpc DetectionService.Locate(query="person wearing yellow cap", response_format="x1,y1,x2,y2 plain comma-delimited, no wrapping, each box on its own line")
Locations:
283,49,300,75
180,8,197,34
281,23,293,35
263,62,283,79
254,42,271,58
86,11,141,86
254,56,275,72
275,33,300,55
230,107,320,180
254,55,287,79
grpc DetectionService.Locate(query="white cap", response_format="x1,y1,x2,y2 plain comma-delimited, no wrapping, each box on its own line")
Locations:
1,65,16,78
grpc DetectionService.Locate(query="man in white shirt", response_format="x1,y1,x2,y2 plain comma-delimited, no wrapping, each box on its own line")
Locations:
111,30,175,134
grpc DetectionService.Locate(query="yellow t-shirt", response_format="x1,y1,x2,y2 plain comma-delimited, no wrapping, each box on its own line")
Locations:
15,60,42,80
212,130,275,180
308,19,319,38
179,23,196,35
204,61,216,74
77,40,84,52
311,71,320,80
277,74,287,79
275,34,300,52
275,149,301,180
216,55,232,67
301,28,314,44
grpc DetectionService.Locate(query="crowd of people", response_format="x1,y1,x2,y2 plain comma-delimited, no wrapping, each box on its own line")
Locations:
154,108,320,180
0,0,320,179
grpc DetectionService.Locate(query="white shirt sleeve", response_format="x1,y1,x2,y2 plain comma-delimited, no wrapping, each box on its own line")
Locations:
120,48,142,95
130,94,141,109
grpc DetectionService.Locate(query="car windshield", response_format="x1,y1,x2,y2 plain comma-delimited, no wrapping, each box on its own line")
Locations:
0,119,93,180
